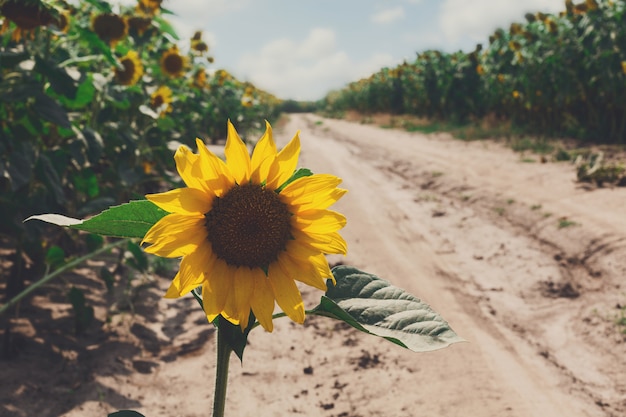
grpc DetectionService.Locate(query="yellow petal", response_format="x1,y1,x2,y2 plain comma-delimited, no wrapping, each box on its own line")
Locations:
225,121,251,184
266,132,300,190
281,174,345,209
250,121,277,184
196,138,235,197
203,258,233,319
174,145,206,192
232,266,255,328
142,213,207,257
146,187,212,215
268,261,305,324
277,251,327,291
164,243,213,298
250,272,275,332
293,209,347,233
292,229,348,255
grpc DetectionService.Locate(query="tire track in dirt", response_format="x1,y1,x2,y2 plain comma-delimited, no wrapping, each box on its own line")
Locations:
286,113,626,417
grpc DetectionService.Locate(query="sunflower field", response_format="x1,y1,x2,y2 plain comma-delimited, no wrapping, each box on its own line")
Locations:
0,0,282,314
322,0,626,144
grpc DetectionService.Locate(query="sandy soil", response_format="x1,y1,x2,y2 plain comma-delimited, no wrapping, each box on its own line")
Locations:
2,113,626,417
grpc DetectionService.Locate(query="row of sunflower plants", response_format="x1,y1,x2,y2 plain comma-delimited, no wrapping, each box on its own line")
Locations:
0,0,282,331
322,0,626,143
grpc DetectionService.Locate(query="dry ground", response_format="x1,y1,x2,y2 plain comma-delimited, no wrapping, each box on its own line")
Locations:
2,113,626,417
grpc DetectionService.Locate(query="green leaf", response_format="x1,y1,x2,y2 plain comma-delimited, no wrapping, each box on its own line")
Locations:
56,75,96,110
153,15,179,40
312,266,464,352
76,28,118,67
125,241,148,272
190,288,254,362
108,411,145,417
45,245,65,269
68,286,94,334
73,200,168,238
100,266,115,292
0,50,29,69
36,57,78,99
25,200,168,238
86,234,104,252
33,93,72,129
276,168,313,193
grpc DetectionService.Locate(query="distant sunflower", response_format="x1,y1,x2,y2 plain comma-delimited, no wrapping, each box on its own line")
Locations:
92,12,127,46
114,50,144,86
150,85,173,116
54,9,70,33
137,0,162,14
142,121,347,331
127,14,152,37
0,0,57,41
191,40,209,55
160,45,187,78
193,68,207,88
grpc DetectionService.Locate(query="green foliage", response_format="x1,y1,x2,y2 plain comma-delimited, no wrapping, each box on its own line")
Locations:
322,0,626,144
1,0,283,297
108,411,145,417
314,266,463,352
68,286,94,334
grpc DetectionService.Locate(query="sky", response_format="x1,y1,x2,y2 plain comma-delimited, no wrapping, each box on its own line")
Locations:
149,0,565,101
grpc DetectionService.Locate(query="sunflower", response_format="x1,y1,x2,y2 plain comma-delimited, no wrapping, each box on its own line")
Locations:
160,45,187,78
192,68,207,88
137,0,162,14
114,50,143,86
142,121,347,332
149,85,173,116
91,12,127,46
127,14,152,37
0,0,57,41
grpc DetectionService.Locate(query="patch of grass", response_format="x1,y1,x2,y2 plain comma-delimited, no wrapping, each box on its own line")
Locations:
531,204,542,210
520,157,536,163
494,207,505,216
557,218,578,229
543,212,552,218
314,120,323,126
510,137,555,154
460,194,471,201
431,171,444,178
506,198,515,205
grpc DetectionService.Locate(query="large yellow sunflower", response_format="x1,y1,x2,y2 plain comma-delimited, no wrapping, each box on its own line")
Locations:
114,50,144,86
142,121,347,332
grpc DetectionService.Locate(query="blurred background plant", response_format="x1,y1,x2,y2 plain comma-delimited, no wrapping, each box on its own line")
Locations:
321,0,626,145
0,0,282,340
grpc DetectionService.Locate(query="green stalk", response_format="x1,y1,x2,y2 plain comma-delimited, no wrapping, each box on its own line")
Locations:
213,324,232,417
0,239,128,317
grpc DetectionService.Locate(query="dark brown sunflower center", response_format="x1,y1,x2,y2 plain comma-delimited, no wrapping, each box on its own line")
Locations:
163,54,183,74
151,94,164,108
93,13,126,42
205,183,292,268
116,58,135,83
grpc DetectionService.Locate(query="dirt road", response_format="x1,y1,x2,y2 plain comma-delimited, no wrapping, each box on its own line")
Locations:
277,113,626,417
5,113,626,417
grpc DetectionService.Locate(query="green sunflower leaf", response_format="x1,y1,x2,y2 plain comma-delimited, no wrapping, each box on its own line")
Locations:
276,168,313,193
25,200,168,238
313,265,464,352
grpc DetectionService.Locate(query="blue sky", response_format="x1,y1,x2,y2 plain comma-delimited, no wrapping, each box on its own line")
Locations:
151,0,564,101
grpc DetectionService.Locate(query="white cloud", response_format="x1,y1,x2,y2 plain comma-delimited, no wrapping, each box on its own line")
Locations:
371,6,406,24
440,0,563,43
236,28,396,101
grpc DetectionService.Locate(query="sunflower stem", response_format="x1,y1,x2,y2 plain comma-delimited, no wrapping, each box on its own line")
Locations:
212,323,232,417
